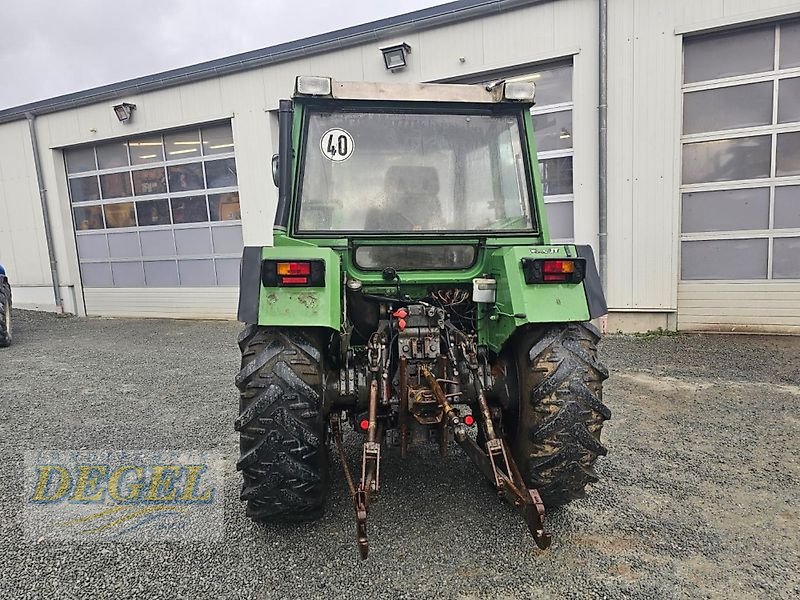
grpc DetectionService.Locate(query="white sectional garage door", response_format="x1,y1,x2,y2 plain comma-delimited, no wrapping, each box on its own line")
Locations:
678,22,800,333
65,122,241,318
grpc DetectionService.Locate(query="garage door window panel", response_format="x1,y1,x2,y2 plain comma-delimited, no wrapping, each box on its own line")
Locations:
532,111,572,152
209,192,241,221
774,186,800,229
205,158,238,189
171,196,208,224
76,234,109,260
133,168,167,196
545,201,574,240
144,260,180,287
103,202,136,228
777,77,800,124
681,188,770,233
139,230,176,257
165,131,202,160
129,136,165,165
111,261,145,287
776,132,800,177
74,206,104,230
682,136,771,184
80,262,113,287
96,142,129,170
178,259,216,286
510,65,571,106
215,258,241,286
107,232,141,259
175,228,212,256
684,27,775,84
772,237,800,278
168,163,205,192
539,157,573,196
66,147,97,173
780,21,800,69
69,176,100,203
202,124,234,156
683,83,773,134
136,199,171,226
100,172,132,199
211,225,243,254
681,238,768,280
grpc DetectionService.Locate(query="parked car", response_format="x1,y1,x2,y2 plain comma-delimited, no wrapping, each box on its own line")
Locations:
0,263,11,347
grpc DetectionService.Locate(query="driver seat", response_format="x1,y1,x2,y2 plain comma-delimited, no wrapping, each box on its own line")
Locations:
366,166,441,231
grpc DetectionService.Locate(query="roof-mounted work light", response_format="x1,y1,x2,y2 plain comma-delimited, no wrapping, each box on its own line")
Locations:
503,81,536,102
295,76,333,96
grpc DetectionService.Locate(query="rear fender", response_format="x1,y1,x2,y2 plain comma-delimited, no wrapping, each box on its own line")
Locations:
481,244,606,352
237,246,341,330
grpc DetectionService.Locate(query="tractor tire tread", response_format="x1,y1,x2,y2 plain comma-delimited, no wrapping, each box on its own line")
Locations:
0,282,11,348
236,327,328,522
515,322,610,507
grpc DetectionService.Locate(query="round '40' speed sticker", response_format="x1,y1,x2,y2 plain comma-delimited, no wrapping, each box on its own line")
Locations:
320,128,355,162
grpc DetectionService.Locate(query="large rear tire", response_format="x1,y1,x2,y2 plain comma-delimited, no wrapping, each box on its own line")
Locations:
0,280,11,348
508,322,610,507
235,325,329,521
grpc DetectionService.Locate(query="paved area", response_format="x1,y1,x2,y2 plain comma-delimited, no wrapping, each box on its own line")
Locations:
1,310,798,599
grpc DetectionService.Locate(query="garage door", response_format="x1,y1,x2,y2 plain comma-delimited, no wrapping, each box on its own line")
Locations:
678,22,800,333
65,122,242,318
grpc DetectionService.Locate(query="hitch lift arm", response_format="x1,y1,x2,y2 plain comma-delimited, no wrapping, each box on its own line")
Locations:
422,368,551,550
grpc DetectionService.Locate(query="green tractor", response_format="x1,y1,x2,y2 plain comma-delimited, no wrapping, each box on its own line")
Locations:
235,76,610,558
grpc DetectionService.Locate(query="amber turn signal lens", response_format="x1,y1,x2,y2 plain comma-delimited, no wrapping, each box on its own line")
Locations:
276,261,311,276
542,260,576,274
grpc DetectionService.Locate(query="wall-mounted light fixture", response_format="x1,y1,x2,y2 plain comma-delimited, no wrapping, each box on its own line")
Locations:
113,102,136,123
380,43,411,72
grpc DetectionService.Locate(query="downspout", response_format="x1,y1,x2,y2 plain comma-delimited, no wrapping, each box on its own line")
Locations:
598,0,609,293
25,112,64,314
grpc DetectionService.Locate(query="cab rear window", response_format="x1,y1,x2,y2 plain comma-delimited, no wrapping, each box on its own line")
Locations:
354,245,476,271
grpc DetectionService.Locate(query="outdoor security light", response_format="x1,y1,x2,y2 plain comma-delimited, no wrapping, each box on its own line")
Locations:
113,102,136,123
380,43,411,71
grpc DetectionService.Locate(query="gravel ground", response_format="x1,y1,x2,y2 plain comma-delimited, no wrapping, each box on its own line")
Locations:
0,309,798,599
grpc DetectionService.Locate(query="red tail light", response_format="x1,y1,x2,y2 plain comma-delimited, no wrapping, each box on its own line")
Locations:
261,259,325,287
522,257,586,284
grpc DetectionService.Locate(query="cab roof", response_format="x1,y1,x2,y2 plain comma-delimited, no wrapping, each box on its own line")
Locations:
293,78,534,105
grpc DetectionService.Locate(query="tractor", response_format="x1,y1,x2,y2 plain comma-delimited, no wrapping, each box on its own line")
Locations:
235,76,610,558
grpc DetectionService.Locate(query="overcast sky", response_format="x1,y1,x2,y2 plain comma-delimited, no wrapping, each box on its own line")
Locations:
0,0,445,109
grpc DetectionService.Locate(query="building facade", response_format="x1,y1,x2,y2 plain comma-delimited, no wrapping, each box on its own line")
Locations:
0,0,798,332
